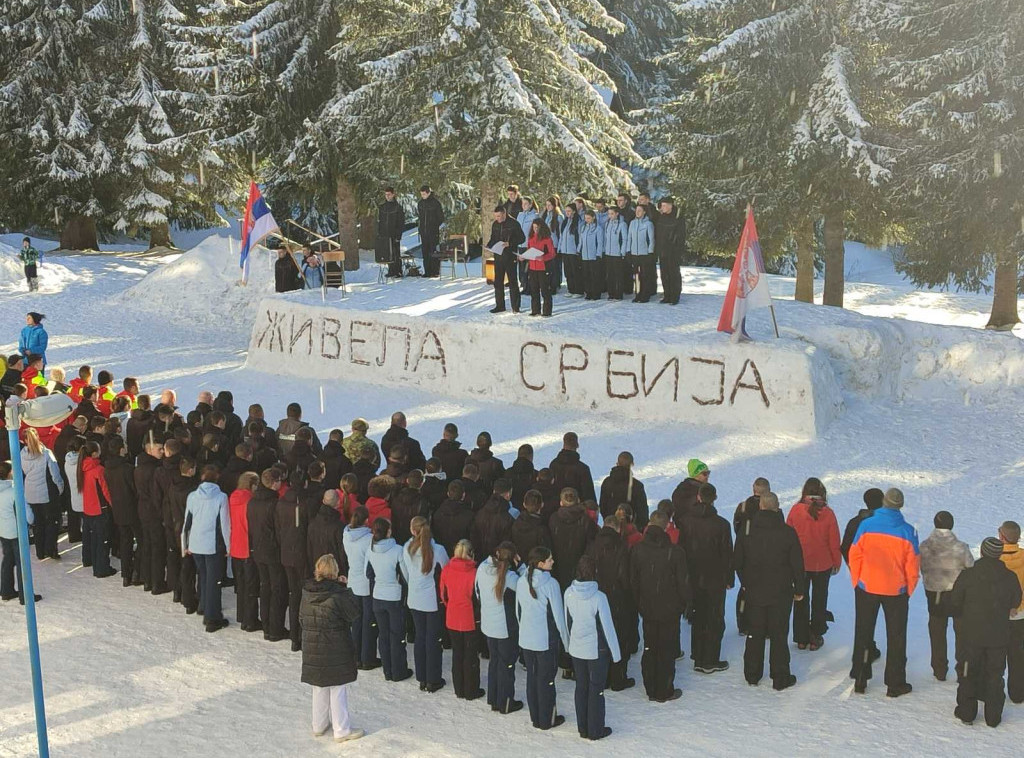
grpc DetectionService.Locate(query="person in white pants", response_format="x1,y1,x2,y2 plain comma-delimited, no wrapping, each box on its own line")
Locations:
300,554,365,743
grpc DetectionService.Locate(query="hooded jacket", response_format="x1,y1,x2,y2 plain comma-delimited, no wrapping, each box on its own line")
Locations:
248,485,281,565
548,449,595,502
587,526,634,615
342,525,373,597
401,538,449,612
670,477,701,527
125,408,153,461
218,455,254,496
64,451,83,513
0,479,33,539
950,557,1023,648
80,457,111,517
390,487,423,544
432,497,474,557
431,439,468,483
849,507,920,596
319,438,352,489
364,496,392,524
549,504,599,589
786,499,842,573
299,579,360,688
734,510,806,606
380,426,427,472
510,510,552,562
598,465,649,530
182,481,230,556
919,528,974,593
474,556,520,639
1001,543,1024,620
507,457,536,508
274,486,308,569
21,447,63,504
307,504,346,576
468,448,505,492
104,455,138,526
470,495,515,562
630,526,690,619
565,580,621,662
439,556,477,632
515,567,569,652
276,418,322,457
365,537,405,601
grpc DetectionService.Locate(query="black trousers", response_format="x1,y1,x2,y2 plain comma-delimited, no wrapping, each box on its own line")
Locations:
384,237,402,277
524,647,558,727
635,255,656,301
117,523,137,583
583,259,603,300
549,253,563,292
180,553,198,612
1008,621,1024,704
744,600,792,685
67,509,82,544
165,527,182,597
487,635,519,711
232,557,260,629
622,253,635,295
659,252,681,302
0,537,24,600
736,587,748,635
450,629,480,698
573,653,610,739
529,269,552,316
793,570,831,644
374,598,409,679
691,587,726,667
30,501,59,560
926,589,961,678
352,593,379,664
285,564,305,645
492,251,521,311
563,255,583,295
605,257,624,299
83,512,111,575
852,588,908,689
641,615,680,700
140,521,167,590
421,233,440,276
411,609,443,686
955,646,1008,727
257,561,288,638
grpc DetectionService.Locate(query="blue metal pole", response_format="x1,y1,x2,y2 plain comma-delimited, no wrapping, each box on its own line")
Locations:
6,418,50,758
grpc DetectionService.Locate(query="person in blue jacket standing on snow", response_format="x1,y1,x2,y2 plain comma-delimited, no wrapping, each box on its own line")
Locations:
20,312,48,368
578,210,604,301
182,464,231,632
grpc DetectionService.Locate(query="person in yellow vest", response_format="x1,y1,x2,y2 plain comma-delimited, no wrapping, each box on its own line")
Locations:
96,370,117,417
20,354,47,399
116,377,140,411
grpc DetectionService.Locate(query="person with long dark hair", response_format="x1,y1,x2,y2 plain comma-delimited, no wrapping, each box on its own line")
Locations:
400,516,448,692
541,196,564,292
78,440,117,578
439,539,483,700
558,204,583,297
475,541,523,714
365,517,412,681
787,477,841,650
515,546,569,730
524,219,556,317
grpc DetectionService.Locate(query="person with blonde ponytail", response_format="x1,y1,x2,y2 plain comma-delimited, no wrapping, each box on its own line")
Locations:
475,541,524,714
439,539,483,700
365,517,412,682
20,426,64,560
400,516,449,692
515,546,569,730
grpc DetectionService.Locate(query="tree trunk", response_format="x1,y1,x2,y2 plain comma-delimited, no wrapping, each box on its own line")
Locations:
480,182,499,244
335,176,359,270
358,212,376,251
986,245,1021,330
148,222,173,249
60,215,98,251
794,221,815,304
822,210,845,308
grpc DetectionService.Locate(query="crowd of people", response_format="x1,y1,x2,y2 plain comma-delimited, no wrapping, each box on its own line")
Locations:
370,184,687,317
2,352,1023,741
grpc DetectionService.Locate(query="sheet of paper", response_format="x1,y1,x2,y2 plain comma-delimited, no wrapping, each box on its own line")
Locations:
486,241,507,256
520,247,545,260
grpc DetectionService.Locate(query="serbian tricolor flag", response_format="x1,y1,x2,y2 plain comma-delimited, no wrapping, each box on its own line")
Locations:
717,205,773,340
239,181,279,283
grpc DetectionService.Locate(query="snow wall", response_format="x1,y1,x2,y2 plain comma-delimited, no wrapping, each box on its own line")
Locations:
245,299,843,437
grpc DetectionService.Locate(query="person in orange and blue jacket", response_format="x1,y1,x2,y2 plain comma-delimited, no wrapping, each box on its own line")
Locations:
848,487,920,698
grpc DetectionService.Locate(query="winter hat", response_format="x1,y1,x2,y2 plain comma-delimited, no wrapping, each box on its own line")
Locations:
933,511,954,530
882,488,904,509
687,459,709,479
863,488,884,510
981,537,1004,559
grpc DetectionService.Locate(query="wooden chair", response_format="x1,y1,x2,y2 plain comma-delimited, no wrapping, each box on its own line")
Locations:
321,250,346,295
438,234,470,280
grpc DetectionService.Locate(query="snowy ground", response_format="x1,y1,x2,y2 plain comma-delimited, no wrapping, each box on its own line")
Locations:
1,239,1023,756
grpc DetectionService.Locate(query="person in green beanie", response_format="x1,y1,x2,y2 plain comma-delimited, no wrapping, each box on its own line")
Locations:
670,459,710,527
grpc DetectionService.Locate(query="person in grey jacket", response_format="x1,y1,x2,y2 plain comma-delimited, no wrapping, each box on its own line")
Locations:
181,465,231,632
565,555,621,741
475,542,523,714
1,461,41,603
365,517,412,682
21,428,64,561
400,516,449,692
919,511,974,681
515,546,570,730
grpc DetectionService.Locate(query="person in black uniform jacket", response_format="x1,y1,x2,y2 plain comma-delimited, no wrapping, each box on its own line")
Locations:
598,451,649,531
308,490,347,577
277,470,310,651
549,488,598,592
431,423,468,483
104,439,140,586
733,492,805,690
125,397,153,462
840,488,883,665
250,469,290,642
419,460,447,520
548,432,596,503
533,469,561,525
733,476,771,634
318,430,351,490
352,447,378,503
587,515,637,691
511,489,552,561
630,510,689,702
168,458,200,613
677,484,733,674
380,412,426,472
671,460,710,529
219,443,255,495
213,391,244,452
134,442,166,593
155,439,186,603
417,185,445,278
378,187,406,278
391,470,425,545
275,248,302,292
503,184,524,219
949,537,1023,728
652,197,686,305
459,463,488,512
468,432,505,495
487,206,526,314
470,480,516,562
507,444,536,510
431,481,474,558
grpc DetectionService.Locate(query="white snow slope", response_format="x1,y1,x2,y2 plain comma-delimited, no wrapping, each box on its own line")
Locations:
0,240,1023,757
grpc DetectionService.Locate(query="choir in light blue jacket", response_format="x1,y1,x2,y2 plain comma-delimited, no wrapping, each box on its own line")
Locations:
518,207,539,245
596,208,609,231
627,215,655,256
515,568,569,652
475,557,523,639
558,214,581,255
579,220,604,261
343,525,373,596
542,209,563,248
604,217,628,258
365,537,405,601
564,580,622,662
401,539,449,612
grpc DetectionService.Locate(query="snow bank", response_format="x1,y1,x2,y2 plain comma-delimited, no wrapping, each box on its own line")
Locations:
246,298,843,436
0,241,81,292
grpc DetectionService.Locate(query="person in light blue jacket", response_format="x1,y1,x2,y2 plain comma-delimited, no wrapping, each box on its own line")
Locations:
365,517,412,682
628,205,657,303
579,210,605,301
182,465,231,631
594,199,609,232
516,546,570,730
604,207,629,301
343,507,379,669
565,555,621,741
401,516,449,692
541,197,564,292
475,541,524,714
0,462,40,604
517,197,540,296
301,250,325,290
21,428,63,561
559,206,583,296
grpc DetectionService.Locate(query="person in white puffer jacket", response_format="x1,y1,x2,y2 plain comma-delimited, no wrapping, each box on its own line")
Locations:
21,428,63,561
63,437,86,562
919,510,974,681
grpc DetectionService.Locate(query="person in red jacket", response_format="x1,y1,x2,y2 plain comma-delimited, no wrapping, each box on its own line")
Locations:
522,219,557,317
786,478,841,651
230,471,261,632
95,370,117,417
615,504,643,547
364,476,393,524
439,539,483,699
337,473,361,521
115,377,140,411
20,355,46,399
646,500,680,545
68,365,92,403
79,441,117,579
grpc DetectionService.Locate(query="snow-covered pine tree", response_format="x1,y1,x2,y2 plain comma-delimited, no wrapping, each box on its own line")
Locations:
334,0,638,240
880,0,1023,329
651,0,896,306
